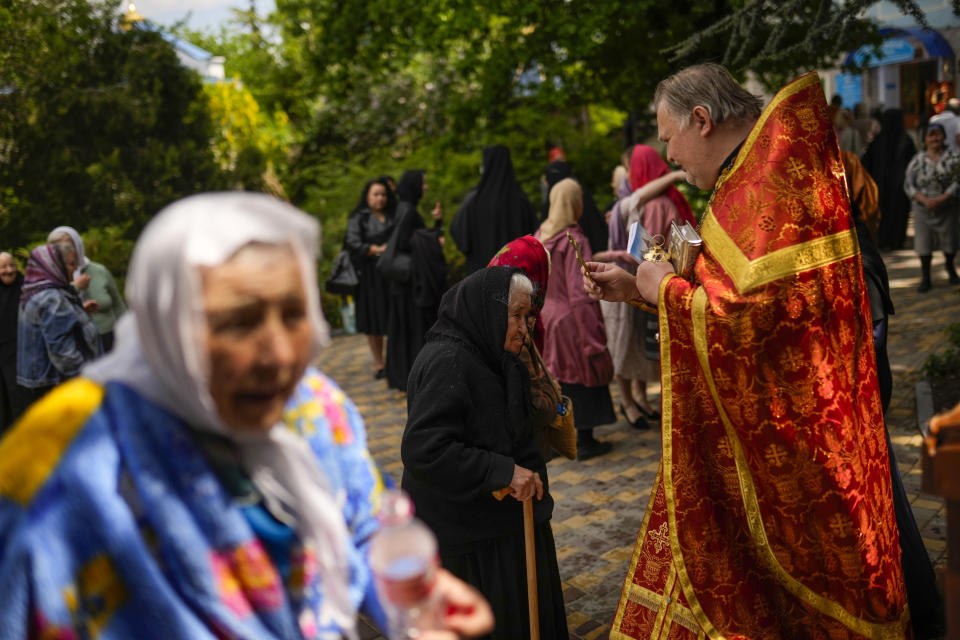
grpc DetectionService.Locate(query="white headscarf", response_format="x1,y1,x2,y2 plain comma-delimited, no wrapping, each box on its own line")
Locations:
48,225,90,279
85,192,355,637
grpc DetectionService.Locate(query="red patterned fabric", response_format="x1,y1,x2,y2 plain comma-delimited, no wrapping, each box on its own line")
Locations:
612,74,908,639
488,235,550,352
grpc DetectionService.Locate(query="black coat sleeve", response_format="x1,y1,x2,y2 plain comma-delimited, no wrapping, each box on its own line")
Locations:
401,348,515,499
344,213,370,261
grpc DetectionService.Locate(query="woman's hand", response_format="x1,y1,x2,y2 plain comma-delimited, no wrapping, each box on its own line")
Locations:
419,569,494,639
431,202,443,221
368,244,386,257
509,465,543,501
928,193,950,210
82,299,100,314
582,262,638,302
73,274,91,291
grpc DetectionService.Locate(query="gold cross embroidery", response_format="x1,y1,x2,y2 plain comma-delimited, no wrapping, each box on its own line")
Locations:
649,521,669,554
786,157,806,180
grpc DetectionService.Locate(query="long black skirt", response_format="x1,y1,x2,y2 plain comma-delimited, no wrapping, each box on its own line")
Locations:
440,521,568,640
560,382,616,430
355,261,390,335
385,292,435,392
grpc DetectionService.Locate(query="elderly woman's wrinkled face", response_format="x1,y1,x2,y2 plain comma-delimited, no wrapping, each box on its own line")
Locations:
925,127,945,152
503,290,531,355
201,244,313,431
0,254,16,285
61,249,78,275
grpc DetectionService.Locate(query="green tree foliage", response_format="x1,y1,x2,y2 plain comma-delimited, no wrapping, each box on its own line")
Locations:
0,0,224,250
672,0,960,90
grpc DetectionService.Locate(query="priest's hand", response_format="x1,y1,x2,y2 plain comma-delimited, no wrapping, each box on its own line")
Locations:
582,262,637,302
635,260,675,305
420,569,495,639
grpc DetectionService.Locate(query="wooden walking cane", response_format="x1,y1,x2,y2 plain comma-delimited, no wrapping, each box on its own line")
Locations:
493,487,540,640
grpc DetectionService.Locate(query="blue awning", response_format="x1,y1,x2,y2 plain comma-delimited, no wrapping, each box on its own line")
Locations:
843,26,954,68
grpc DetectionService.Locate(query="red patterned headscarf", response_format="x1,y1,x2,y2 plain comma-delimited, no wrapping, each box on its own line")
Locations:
629,145,696,226
488,235,550,351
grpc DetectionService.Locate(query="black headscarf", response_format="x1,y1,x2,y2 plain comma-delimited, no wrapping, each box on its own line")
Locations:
0,271,23,355
396,170,425,207
540,160,608,252
426,266,530,439
451,145,537,274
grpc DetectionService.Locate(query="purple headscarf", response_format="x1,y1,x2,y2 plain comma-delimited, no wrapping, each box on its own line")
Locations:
20,245,79,309
606,176,634,267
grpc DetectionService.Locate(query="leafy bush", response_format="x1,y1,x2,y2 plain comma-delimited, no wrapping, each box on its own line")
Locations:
923,322,960,380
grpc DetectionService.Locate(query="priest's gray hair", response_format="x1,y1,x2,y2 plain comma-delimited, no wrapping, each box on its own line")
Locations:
654,63,763,130
508,272,534,301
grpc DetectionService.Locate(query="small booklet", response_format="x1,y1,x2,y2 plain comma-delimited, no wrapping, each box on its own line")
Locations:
668,220,703,279
627,221,654,263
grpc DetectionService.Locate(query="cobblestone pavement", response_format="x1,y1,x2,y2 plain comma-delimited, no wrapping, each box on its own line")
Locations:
318,247,957,640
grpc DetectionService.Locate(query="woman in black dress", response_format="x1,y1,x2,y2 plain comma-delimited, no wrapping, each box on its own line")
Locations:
383,169,444,391
345,178,396,378
401,267,567,640
862,108,917,250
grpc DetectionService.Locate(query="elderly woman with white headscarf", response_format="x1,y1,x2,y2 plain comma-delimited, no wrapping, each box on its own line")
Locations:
0,193,491,639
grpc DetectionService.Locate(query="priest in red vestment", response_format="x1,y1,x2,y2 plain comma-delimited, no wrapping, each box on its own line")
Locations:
584,64,909,639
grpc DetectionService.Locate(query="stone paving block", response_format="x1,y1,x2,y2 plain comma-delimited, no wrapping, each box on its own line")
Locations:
566,611,591,629
922,537,946,552
592,470,622,482
576,488,614,504
568,572,603,591
602,546,635,564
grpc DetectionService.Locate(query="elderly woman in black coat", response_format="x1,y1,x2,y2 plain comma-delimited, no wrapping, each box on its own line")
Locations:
401,266,567,640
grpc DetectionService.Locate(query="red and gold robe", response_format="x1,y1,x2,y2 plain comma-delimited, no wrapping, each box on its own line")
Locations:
611,74,909,639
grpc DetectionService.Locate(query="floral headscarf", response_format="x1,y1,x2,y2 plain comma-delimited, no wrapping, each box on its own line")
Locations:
20,245,80,309
488,235,550,352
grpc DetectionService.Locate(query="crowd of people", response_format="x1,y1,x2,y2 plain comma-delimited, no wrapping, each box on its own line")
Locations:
837,95,960,288
0,62,954,639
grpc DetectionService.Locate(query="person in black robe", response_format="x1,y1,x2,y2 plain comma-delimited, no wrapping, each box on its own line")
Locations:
853,218,946,637
539,160,608,252
384,169,445,392
401,266,567,640
862,109,917,250
345,178,396,378
451,145,537,274
0,252,25,430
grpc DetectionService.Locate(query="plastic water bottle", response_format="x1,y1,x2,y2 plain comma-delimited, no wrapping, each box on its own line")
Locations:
369,490,443,639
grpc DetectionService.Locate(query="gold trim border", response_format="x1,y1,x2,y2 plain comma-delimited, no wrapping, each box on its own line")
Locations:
689,287,909,639
611,463,663,634
713,73,821,194
659,275,724,640
700,214,860,294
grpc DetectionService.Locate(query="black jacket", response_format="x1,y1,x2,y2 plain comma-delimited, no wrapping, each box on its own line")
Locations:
401,268,552,549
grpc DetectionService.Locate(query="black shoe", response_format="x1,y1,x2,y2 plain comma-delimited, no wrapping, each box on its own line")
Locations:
636,405,661,422
619,404,649,430
949,272,960,285
577,439,612,461
918,279,932,293
374,368,387,379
